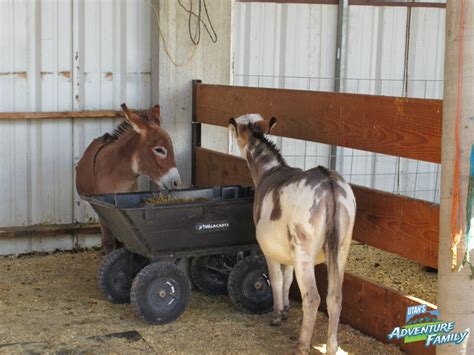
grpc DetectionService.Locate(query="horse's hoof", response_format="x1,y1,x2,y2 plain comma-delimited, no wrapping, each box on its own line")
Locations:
290,350,308,355
270,317,282,326
326,343,338,355
293,343,309,355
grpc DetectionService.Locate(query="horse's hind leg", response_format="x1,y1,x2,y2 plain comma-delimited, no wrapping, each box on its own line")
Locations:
282,265,294,320
325,221,352,355
266,258,285,326
294,251,320,354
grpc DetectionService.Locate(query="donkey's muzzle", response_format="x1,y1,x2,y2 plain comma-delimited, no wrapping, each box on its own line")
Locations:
158,167,181,190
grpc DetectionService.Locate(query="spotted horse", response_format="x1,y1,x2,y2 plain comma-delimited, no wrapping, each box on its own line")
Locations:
229,114,356,355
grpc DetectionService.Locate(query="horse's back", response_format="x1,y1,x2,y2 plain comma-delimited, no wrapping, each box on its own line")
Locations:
75,134,112,196
255,165,355,265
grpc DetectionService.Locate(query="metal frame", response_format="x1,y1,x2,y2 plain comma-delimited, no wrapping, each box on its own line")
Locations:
191,79,202,186
151,243,260,261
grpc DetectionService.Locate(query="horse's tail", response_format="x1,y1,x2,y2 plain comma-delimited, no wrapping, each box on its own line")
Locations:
325,178,339,275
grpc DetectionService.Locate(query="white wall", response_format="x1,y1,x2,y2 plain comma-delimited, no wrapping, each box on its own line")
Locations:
0,0,154,229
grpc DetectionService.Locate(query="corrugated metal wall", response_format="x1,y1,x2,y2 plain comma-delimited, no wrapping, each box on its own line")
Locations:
0,0,152,228
0,1,445,230
232,2,445,202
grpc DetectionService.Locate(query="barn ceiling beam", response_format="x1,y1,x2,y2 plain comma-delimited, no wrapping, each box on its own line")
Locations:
236,0,446,9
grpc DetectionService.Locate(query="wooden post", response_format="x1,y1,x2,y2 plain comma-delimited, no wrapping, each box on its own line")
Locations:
438,1,474,354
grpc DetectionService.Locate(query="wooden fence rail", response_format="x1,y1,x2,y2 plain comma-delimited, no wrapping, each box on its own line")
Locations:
0,110,145,120
0,223,100,239
195,84,443,164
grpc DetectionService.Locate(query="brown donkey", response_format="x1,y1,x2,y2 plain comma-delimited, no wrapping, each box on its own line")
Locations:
229,114,356,355
76,104,181,253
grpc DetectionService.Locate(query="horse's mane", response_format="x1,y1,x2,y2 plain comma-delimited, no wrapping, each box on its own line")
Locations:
250,125,287,166
107,120,132,142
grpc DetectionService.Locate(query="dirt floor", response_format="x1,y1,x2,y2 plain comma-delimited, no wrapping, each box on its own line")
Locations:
0,244,436,354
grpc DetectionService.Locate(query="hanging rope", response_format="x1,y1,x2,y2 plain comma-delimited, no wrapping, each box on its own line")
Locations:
147,0,198,67
178,0,218,45
146,0,218,67
450,0,466,270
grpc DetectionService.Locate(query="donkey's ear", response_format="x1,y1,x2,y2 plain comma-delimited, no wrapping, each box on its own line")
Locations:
150,105,161,126
253,117,276,135
254,116,277,134
121,103,147,133
228,117,238,137
268,116,277,133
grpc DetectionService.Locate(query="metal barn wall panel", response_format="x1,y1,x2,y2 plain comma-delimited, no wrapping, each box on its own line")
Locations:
233,2,337,89
408,8,445,99
0,0,153,228
337,5,408,194
232,2,444,203
337,5,445,202
341,6,408,96
402,7,444,202
231,2,337,169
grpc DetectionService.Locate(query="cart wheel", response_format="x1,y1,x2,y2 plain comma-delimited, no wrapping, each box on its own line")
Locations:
97,248,147,304
227,255,273,314
190,254,235,295
130,262,191,325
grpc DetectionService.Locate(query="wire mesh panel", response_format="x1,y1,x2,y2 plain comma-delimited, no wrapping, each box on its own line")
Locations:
226,74,443,203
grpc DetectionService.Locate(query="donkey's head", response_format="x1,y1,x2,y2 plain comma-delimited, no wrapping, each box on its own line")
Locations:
228,114,277,153
121,103,181,189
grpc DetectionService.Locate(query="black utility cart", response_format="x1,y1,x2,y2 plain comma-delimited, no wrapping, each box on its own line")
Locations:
84,185,272,324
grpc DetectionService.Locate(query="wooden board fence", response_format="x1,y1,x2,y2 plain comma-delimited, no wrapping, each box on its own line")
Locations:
195,84,442,164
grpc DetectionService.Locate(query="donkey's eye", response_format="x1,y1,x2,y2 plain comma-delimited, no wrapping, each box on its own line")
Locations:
153,146,167,158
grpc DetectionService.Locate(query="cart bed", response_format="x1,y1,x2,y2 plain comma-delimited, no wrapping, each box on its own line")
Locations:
84,186,256,259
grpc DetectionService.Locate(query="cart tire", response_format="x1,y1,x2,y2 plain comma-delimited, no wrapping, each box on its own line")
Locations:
227,255,273,314
130,262,191,325
190,254,234,295
97,248,147,304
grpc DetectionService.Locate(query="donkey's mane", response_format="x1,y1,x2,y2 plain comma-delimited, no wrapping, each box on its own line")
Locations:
109,120,132,141
250,125,287,166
